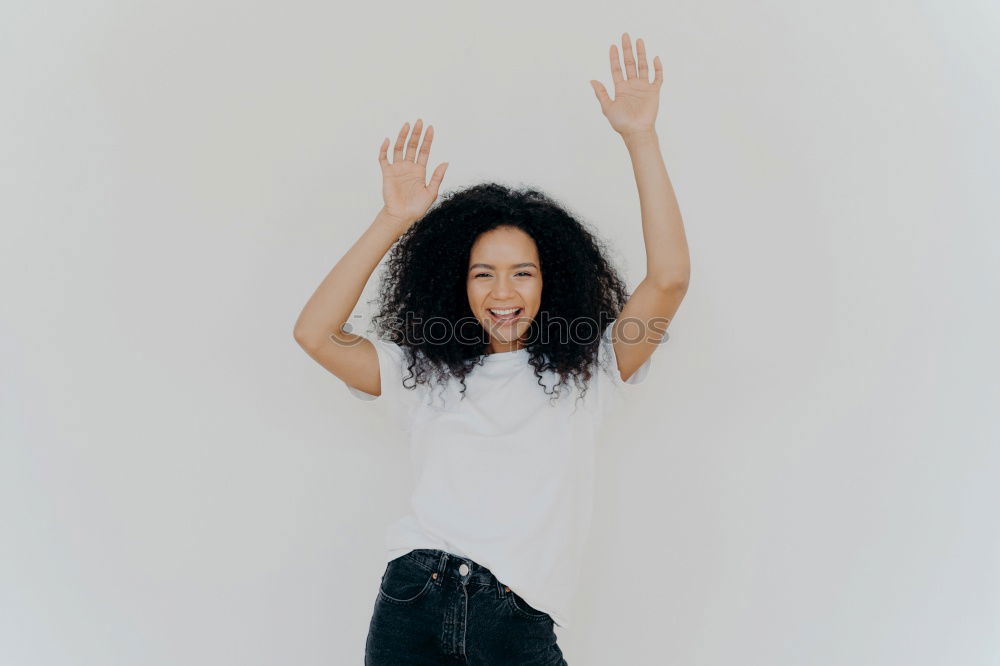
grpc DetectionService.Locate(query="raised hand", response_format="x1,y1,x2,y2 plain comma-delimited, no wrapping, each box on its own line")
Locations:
378,119,449,231
589,33,663,138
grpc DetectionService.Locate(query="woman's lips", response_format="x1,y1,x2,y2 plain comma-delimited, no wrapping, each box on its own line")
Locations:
487,307,522,323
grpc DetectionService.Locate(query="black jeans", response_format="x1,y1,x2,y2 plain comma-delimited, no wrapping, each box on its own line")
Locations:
364,548,568,665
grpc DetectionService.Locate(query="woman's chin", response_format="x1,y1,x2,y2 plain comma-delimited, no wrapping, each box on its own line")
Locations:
482,321,524,341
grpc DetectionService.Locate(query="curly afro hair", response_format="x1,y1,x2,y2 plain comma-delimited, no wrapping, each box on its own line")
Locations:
366,182,631,408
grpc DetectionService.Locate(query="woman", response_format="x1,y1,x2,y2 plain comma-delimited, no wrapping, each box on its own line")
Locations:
294,32,689,665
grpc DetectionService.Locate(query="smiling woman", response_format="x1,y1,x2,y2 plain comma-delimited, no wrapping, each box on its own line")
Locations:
362,180,639,406
293,31,688,666
466,227,544,354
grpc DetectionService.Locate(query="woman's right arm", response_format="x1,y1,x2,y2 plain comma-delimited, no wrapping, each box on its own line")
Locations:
292,209,408,397
293,119,448,397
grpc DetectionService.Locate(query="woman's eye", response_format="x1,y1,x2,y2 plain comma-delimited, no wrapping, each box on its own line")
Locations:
472,272,532,278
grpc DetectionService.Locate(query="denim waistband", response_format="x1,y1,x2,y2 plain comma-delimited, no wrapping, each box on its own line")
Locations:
403,548,505,590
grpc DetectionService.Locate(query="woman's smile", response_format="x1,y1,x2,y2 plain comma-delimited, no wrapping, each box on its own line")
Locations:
487,307,522,323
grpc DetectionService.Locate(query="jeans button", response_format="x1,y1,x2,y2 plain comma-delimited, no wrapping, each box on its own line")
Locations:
459,563,469,576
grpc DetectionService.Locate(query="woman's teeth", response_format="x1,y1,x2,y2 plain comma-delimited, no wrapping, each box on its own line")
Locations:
488,307,521,322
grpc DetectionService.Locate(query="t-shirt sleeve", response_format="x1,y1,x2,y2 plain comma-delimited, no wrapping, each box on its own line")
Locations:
596,319,655,404
342,336,419,430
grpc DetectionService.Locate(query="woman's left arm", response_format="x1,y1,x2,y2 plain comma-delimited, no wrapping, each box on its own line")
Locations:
590,32,690,381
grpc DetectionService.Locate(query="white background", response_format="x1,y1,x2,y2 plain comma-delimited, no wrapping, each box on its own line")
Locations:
2,0,998,664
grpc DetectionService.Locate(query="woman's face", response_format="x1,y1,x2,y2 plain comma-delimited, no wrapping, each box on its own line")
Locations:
466,226,543,353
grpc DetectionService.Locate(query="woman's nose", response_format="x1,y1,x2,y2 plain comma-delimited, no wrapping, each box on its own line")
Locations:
492,280,512,297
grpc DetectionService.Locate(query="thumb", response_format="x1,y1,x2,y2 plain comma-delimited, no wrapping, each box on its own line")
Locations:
590,80,611,111
428,162,448,194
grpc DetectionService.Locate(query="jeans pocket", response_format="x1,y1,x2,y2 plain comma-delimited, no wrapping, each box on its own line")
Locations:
377,554,436,605
503,587,551,621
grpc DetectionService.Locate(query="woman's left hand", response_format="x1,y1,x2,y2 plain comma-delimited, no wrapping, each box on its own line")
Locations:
589,33,663,138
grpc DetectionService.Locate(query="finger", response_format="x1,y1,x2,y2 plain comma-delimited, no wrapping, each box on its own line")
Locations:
393,122,409,162
621,32,637,80
378,137,390,168
636,37,649,84
405,118,423,162
428,162,448,193
609,44,624,85
653,55,663,87
590,80,612,111
417,124,433,167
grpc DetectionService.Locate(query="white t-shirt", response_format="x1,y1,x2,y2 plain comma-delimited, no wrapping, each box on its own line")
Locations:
343,319,654,629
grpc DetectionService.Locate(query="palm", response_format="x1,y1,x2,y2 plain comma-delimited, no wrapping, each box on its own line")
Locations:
378,118,448,228
590,33,663,136
383,163,434,220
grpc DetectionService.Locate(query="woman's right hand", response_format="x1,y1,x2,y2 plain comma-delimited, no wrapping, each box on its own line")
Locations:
378,119,449,233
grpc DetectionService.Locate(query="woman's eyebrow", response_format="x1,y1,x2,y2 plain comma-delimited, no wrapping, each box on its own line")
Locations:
468,262,538,270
